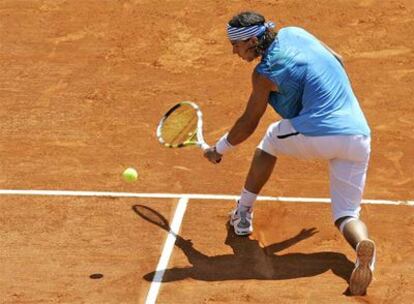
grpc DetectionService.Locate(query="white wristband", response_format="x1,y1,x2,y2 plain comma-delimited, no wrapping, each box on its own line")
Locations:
215,133,233,155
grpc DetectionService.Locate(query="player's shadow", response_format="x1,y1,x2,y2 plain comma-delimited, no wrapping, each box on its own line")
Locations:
132,205,354,283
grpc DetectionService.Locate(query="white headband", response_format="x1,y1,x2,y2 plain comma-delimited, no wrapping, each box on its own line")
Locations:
227,21,275,41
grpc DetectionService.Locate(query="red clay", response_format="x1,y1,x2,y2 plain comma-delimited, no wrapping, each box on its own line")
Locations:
1,0,413,303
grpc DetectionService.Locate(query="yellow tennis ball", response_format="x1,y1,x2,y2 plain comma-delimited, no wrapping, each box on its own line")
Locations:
122,168,138,182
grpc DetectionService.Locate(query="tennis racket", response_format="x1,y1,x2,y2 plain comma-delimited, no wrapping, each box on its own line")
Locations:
156,101,210,151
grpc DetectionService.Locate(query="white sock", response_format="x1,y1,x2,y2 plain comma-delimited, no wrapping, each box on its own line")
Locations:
238,188,257,211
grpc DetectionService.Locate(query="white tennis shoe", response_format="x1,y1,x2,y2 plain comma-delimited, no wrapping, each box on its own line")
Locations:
349,239,376,296
229,202,253,236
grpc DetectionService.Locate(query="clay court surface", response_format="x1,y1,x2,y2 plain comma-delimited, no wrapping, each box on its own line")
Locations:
1,0,414,303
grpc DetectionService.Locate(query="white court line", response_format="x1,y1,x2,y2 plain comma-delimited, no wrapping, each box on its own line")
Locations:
145,196,188,304
0,189,413,206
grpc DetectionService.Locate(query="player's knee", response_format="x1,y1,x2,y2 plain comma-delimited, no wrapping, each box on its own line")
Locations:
254,148,277,160
335,216,358,233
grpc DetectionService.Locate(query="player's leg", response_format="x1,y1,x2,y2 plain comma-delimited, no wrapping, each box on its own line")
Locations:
230,148,277,235
245,148,277,194
329,136,375,296
335,216,368,250
231,119,303,235
335,216,375,296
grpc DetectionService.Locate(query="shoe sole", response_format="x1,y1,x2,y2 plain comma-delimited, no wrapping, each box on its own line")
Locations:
349,239,375,296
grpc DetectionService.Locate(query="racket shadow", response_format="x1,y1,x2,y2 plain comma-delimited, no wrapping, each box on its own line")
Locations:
132,205,354,287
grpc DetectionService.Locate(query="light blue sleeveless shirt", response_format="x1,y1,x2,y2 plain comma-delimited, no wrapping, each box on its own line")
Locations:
255,27,370,136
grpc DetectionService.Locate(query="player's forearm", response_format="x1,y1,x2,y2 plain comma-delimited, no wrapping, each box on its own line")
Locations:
214,116,257,156
227,116,259,145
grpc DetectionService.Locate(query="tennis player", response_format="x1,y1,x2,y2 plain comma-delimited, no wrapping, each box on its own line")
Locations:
203,11,376,296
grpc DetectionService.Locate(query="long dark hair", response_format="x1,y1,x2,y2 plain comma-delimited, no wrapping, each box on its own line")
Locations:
228,11,276,55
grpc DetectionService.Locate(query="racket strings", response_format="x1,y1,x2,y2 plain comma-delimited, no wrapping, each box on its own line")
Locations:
161,106,198,146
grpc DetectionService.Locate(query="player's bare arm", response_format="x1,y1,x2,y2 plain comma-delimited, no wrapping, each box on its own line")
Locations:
227,71,275,145
203,71,276,164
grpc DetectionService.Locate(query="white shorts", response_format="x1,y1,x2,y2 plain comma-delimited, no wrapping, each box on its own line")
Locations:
258,119,371,222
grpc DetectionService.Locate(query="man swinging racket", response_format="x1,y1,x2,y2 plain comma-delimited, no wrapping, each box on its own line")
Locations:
204,11,376,296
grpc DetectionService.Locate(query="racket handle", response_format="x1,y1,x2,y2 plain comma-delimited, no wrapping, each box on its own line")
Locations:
200,143,210,151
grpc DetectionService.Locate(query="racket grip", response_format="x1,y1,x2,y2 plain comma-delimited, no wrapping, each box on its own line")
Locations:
200,143,210,151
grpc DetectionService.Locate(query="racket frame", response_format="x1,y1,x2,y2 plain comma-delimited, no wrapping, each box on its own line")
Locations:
156,101,210,151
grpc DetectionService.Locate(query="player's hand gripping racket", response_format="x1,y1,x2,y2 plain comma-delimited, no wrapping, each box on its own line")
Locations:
156,101,210,151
